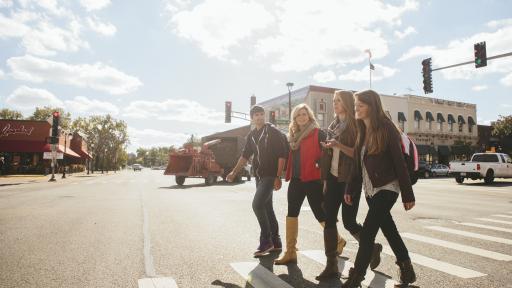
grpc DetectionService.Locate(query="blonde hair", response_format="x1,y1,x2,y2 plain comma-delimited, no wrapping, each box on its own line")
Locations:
288,103,319,138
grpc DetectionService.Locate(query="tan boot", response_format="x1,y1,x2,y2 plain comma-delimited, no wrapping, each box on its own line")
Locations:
320,222,346,256
274,217,298,265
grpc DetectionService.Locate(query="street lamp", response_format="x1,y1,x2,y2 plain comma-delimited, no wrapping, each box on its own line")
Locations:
62,132,73,179
286,82,294,121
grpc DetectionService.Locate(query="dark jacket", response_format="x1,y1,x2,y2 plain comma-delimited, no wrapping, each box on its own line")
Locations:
320,121,357,182
242,123,287,178
345,119,415,203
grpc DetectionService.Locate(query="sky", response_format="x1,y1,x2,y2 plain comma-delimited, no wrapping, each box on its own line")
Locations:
0,0,511,152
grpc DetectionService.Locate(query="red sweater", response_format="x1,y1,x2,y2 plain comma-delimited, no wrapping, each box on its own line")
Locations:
285,128,322,182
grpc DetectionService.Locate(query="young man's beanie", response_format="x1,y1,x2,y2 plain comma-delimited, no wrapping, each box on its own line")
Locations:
250,105,265,118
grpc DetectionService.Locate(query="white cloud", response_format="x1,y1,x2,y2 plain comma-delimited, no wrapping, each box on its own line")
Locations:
64,96,120,116
0,13,31,38
313,70,336,83
487,18,512,29
6,86,63,109
80,0,111,11
0,0,13,8
501,73,512,87
128,127,190,151
339,64,397,82
7,55,143,95
86,16,117,36
398,22,512,84
123,99,224,124
21,20,89,56
471,85,488,91
0,69,5,79
394,26,417,39
167,0,418,72
169,0,274,60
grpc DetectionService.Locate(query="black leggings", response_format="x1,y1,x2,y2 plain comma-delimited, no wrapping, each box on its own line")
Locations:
287,178,326,222
354,190,410,274
324,173,363,235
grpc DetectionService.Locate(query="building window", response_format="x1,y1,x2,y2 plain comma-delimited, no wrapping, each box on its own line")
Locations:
436,113,445,132
399,121,405,131
397,112,406,132
414,120,420,130
457,115,466,133
438,122,443,131
414,110,423,131
468,124,473,133
448,114,455,132
468,116,476,134
426,111,434,131
317,113,325,128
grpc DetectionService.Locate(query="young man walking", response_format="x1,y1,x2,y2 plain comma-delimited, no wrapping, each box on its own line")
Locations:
227,105,288,257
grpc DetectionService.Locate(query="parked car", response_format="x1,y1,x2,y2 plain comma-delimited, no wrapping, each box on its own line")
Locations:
418,160,430,178
449,153,512,184
428,164,450,177
133,164,142,171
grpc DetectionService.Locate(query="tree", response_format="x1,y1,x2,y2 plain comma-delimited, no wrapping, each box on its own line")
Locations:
0,109,24,120
185,134,201,147
30,107,71,130
492,115,512,137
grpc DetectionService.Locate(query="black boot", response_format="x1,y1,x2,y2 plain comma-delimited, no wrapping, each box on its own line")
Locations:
396,259,417,285
315,227,340,280
341,268,365,288
351,232,382,270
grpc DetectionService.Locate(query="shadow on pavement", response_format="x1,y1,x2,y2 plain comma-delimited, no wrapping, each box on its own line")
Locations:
0,183,23,187
159,181,250,190
460,181,512,187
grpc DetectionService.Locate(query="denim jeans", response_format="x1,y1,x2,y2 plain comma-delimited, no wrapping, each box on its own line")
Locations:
253,177,279,241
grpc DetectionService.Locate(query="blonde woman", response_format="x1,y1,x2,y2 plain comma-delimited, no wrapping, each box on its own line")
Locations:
274,104,332,265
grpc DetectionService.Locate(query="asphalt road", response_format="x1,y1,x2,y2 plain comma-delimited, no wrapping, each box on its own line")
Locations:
1,170,511,288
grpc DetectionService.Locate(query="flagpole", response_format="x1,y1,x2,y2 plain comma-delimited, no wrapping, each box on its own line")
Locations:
369,54,372,89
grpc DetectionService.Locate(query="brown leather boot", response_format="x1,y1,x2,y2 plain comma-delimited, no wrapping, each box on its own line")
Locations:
351,232,382,270
315,227,340,280
341,268,365,288
396,259,417,285
320,222,346,256
274,217,298,265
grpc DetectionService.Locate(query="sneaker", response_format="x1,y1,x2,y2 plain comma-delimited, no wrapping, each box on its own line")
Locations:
271,235,282,251
253,239,274,257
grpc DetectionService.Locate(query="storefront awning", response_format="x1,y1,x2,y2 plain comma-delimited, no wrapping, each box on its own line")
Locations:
437,113,446,122
0,140,81,158
458,115,466,124
426,111,435,122
414,110,423,121
447,114,455,123
438,145,450,156
468,116,476,125
451,145,472,155
398,112,407,122
416,144,435,155
77,149,93,159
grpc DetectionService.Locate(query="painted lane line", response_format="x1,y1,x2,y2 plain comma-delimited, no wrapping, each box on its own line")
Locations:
458,222,512,233
492,214,512,219
401,233,512,261
138,277,178,288
475,218,512,225
230,262,293,288
426,226,512,245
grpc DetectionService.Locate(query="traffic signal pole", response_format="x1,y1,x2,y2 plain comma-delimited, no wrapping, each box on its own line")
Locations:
431,51,512,72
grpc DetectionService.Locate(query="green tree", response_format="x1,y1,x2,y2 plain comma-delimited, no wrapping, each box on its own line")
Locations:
492,115,512,137
30,107,71,130
0,109,24,120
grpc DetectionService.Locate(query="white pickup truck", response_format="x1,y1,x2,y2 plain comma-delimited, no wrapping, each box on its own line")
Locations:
449,153,512,184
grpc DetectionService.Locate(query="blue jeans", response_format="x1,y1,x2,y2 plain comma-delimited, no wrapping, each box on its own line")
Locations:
253,177,279,242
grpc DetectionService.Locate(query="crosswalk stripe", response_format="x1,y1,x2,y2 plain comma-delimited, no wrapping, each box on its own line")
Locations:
426,226,512,245
230,262,293,288
492,214,512,219
300,206,312,211
475,218,512,225
458,222,512,233
401,233,512,261
138,277,178,288
300,250,397,287
344,247,486,279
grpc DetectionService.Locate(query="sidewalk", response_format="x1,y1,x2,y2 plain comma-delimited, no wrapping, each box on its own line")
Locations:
0,171,113,187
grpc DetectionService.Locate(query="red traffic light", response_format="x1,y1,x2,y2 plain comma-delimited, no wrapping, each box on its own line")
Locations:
52,111,60,118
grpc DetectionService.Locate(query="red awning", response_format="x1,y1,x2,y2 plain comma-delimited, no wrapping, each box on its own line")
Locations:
77,149,93,159
0,140,81,158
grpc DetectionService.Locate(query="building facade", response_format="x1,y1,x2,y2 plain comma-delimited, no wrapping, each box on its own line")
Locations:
258,85,478,164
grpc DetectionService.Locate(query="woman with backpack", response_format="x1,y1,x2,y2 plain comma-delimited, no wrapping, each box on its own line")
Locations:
316,90,382,280
342,89,417,288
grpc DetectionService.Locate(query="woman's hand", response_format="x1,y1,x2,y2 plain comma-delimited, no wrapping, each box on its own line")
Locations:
322,139,340,149
403,201,415,211
344,194,353,206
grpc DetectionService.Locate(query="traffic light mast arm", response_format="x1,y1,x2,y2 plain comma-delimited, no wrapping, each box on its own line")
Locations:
232,111,250,121
431,51,512,71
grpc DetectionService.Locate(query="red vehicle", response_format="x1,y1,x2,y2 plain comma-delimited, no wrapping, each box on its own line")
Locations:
164,140,224,186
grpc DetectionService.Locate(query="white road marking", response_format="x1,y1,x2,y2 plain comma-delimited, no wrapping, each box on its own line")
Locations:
138,277,178,288
492,214,512,219
230,262,293,288
300,250,397,287
475,218,512,225
141,191,156,277
300,206,312,211
426,226,512,245
458,222,512,233
401,233,512,261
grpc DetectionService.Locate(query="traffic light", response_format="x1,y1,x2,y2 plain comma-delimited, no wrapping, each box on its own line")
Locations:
421,58,433,94
225,101,232,123
269,111,276,125
474,41,487,68
50,111,60,144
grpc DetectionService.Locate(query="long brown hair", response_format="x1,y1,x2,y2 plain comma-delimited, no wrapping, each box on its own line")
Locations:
333,90,357,144
354,89,397,155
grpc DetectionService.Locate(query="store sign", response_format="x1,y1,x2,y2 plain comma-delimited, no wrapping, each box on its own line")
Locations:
0,124,34,138
43,152,64,159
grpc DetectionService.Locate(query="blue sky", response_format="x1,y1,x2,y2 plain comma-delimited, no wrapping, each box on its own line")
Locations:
0,0,511,152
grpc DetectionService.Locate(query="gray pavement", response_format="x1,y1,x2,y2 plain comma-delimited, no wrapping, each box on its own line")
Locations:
1,169,511,288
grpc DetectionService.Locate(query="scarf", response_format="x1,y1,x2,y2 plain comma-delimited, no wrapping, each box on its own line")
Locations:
288,121,318,151
327,117,347,141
